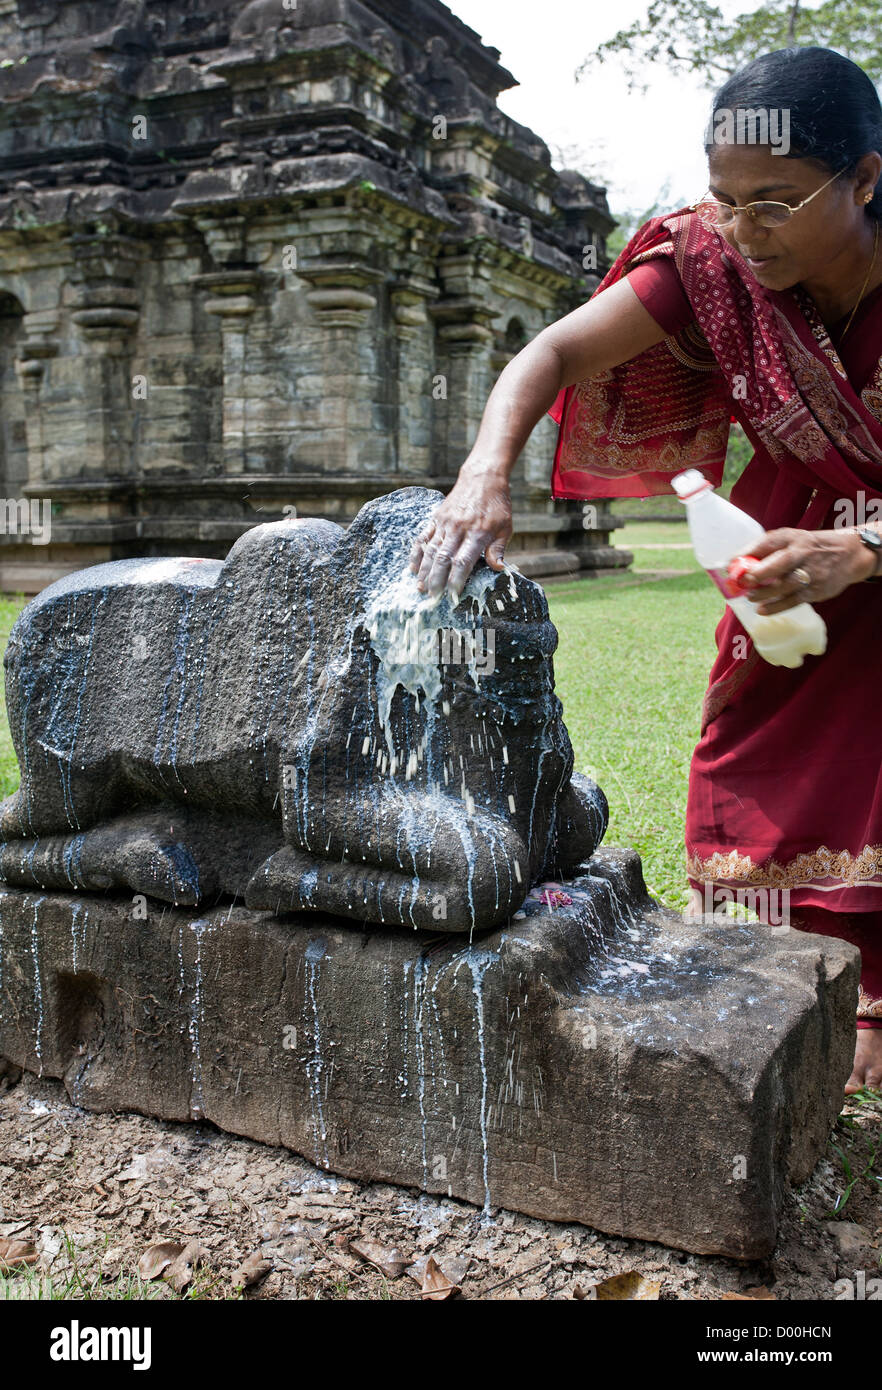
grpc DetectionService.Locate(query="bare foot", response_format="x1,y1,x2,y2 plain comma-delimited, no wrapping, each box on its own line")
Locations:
683,885,705,921
844,1029,882,1095
682,884,731,923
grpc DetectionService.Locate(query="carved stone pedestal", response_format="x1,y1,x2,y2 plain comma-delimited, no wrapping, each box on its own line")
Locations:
0,848,858,1258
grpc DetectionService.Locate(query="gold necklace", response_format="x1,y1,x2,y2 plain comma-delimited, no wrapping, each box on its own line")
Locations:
840,220,880,340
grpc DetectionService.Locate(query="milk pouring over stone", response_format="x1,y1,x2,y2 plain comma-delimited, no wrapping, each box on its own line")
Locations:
671,468,827,668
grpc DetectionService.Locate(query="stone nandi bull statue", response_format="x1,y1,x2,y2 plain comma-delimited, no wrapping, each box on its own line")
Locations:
0,488,607,931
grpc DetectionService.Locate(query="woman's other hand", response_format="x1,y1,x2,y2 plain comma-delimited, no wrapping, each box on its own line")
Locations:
740,526,878,612
408,460,513,600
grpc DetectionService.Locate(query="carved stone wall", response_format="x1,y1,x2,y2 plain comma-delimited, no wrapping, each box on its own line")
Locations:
0,0,625,592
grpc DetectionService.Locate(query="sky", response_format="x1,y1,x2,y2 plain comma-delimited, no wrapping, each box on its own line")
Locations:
446,0,736,218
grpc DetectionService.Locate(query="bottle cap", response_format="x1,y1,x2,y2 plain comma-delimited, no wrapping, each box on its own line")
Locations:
671,469,713,500
727,554,759,593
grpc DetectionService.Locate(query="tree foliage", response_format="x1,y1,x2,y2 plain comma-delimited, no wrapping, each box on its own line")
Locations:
577,0,882,92
605,182,673,257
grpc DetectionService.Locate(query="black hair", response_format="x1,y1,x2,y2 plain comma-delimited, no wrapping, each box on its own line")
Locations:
705,46,882,219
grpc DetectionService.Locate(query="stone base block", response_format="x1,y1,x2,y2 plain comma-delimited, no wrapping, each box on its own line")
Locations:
506,546,632,579
0,849,859,1257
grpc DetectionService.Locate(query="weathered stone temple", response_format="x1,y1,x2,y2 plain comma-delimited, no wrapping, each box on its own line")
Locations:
0,0,622,593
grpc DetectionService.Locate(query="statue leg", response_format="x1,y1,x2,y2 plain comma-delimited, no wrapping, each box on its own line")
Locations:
0,808,281,907
245,788,529,933
539,772,608,879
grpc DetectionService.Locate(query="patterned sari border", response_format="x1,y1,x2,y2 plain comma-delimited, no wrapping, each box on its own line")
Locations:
685,843,882,892
858,988,882,1020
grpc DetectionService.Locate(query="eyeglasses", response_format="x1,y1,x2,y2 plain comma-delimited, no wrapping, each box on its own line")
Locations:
695,166,848,228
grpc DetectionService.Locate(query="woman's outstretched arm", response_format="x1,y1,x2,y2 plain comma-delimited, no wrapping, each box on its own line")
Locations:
409,276,674,598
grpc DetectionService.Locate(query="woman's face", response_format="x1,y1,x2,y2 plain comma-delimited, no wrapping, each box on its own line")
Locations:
706,144,875,290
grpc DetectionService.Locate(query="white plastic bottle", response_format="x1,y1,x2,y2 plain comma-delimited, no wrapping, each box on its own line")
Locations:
671,469,827,668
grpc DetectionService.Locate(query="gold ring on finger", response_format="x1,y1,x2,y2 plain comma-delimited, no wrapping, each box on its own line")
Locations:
791,566,811,587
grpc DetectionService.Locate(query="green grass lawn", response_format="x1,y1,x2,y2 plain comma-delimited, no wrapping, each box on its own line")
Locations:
0,593,25,800
0,525,715,912
608,494,686,521
616,520,695,552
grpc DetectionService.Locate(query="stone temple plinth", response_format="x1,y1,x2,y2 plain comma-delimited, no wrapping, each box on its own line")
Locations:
0,487,860,1256
0,854,858,1258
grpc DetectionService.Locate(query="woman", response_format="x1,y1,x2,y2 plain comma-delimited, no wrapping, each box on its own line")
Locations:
408,46,882,1095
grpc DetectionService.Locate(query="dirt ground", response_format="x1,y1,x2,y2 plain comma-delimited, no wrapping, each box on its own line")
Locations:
0,1067,879,1301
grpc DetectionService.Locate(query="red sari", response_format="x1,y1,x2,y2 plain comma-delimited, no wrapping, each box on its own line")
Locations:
547,205,882,1028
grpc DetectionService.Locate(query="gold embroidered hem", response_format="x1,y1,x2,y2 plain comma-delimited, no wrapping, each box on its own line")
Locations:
857,987,882,1020
685,843,882,892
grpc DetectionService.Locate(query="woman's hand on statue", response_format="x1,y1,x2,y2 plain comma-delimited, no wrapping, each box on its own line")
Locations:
408,457,513,600
738,526,878,614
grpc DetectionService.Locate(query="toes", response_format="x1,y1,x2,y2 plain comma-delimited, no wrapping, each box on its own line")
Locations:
844,1053,882,1095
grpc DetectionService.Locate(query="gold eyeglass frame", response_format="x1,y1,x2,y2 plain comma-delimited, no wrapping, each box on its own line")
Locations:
693,165,849,227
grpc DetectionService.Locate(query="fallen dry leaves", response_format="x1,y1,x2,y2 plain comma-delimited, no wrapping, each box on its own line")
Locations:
137,1239,208,1293
419,1254,461,1301
233,1252,272,1290
575,1271,662,1300
348,1238,408,1280
0,1236,39,1271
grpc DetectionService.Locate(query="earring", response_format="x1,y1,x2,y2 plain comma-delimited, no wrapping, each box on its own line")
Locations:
866,191,874,203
